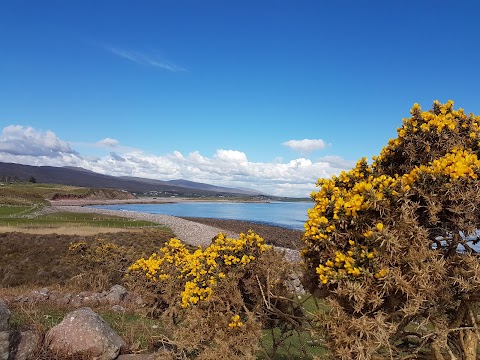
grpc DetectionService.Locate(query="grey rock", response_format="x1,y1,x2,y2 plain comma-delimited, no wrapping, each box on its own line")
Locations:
0,332,8,360
46,307,126,360
29,288,49,302
57,293,72,306
69,294,84,307
9,330,39,360
38,288,50,297
111,305,126,313
105,285,127,304
83,293,102,305
0,300,9,331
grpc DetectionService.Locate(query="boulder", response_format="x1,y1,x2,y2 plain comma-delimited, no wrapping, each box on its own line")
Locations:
46,307,125,360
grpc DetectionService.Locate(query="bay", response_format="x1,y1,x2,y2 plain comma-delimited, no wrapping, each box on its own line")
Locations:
91,201,480,251
91,201,314,230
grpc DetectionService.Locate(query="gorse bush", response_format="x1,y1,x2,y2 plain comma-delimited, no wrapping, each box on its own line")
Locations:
302,101,480,359
67,238,133,291
127,231,301,359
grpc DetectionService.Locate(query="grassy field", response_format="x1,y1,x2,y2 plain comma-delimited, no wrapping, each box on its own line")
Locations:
0,209,161,229
0,182,90,205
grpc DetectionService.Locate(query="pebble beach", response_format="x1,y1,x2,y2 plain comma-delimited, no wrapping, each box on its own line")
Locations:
54,204,303,262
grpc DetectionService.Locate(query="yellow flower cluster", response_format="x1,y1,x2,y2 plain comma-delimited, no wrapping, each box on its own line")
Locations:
68,239,124,268
69,239,122,256
304,101,480,286
128,231,271,308
305,158,395,242
228,314,243,328
128,238,189,281
403,148,480,184
68,241,88,252
315,240,379,284
374,100,480,166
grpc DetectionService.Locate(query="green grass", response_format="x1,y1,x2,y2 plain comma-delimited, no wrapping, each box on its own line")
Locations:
0,208,162,229
34,212,160,228
0,183,65,206
259,327,326,360
0,183,163,229
0,206,35,216
258,295,328,359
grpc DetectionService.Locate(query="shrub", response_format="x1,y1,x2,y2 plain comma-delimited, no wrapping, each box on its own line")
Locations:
302,101,480,359
67,238,133,291
126,231,301,359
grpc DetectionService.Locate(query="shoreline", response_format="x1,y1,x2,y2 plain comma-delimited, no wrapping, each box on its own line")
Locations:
48,196,272,207
52,205,303,261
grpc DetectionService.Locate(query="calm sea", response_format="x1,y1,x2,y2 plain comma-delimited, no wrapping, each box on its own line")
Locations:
91,201,313,230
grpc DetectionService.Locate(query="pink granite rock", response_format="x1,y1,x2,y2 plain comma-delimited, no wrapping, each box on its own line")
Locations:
46,307,125,360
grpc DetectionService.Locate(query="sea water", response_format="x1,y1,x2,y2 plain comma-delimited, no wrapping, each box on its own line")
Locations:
91,201,313,230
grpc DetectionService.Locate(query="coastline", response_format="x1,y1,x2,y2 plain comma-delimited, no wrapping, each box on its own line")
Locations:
48,196,271,207
50,199,304,261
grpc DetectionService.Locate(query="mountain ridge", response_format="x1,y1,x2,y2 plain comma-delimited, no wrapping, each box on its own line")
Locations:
0,161,269,198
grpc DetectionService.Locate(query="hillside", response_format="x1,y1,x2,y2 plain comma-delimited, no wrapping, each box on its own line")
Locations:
0,161,268,199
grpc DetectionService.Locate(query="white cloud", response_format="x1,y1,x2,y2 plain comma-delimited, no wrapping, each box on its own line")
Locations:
283,138,327,152
214,149,248,163
317,155,356,169
0,125,353,197
0,125,77,157
107,46,186,72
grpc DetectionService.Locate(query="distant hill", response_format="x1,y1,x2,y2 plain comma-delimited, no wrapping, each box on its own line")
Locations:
0,161,269,198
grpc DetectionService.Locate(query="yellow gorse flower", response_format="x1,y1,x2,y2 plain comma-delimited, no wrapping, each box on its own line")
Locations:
128,231,271,308
303,101,480,287
228,314,243,328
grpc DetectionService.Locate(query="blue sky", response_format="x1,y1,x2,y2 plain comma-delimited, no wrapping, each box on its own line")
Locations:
1,0,479,197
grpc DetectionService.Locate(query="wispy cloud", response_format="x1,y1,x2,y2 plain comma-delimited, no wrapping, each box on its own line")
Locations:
107,46,186,72
282,138,327,153
97,138,119,148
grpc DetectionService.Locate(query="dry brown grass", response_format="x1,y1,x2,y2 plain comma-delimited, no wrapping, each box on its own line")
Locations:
0,228,174,288
0,225,145,235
